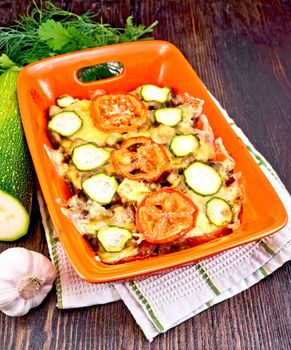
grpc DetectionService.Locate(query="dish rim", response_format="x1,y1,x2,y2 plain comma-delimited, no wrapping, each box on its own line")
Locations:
17,40,288,282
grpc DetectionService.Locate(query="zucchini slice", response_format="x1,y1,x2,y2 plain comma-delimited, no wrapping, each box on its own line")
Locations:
72,143,110,171
184,162,222,196
154,108,182,126
56,95,75,108
140,84,171,103
206,197,232,227
48,111,82,137
82,173,118,205
170,134,199,157
97,226,132,252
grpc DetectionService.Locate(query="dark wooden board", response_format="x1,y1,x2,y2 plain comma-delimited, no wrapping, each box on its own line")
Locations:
0,1,290,349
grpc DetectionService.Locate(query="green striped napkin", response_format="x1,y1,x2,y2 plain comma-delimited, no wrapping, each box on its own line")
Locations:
37,94,290,341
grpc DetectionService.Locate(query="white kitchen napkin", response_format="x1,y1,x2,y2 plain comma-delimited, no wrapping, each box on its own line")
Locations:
37,94,291,341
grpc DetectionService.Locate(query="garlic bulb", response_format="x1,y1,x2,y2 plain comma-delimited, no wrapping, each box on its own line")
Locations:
0,247,56,316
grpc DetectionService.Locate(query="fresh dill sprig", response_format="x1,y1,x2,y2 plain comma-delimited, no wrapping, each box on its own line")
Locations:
0,1,158,69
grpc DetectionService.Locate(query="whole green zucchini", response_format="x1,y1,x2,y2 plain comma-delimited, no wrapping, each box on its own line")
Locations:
0,68,33,241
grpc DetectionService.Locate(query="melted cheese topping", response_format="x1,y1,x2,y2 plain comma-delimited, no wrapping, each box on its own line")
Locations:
48,88,244,263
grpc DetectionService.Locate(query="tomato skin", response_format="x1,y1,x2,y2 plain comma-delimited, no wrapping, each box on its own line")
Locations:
91,93,148,133
136,188,198,244
111,136,170,182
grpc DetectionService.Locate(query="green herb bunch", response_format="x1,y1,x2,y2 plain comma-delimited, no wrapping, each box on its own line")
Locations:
0,1,158,72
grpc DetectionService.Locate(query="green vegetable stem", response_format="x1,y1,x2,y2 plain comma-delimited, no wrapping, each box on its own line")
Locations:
0,0,158,72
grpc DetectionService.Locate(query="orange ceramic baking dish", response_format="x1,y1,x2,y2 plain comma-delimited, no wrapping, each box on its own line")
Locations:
17,41,287,282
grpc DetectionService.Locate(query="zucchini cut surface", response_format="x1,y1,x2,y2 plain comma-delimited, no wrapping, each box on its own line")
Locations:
82,173,118,204
184,162,222,196
170,134,199,157
48,111,82,136
0,190,29,241
141,84,171,103
155,107,182,126
72,143,110,171
206,197,232,226
97,226,132,252
56,95,75,107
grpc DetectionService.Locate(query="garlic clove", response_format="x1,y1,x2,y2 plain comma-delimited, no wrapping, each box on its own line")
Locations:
29,293,48,309
0,282,19,308
0,248,56,317
0,297,30,317
0,248,34,280
38,261,57,285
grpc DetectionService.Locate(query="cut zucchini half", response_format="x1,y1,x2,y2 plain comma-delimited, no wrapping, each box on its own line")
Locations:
72,144,110,171
184,162,222,196
82,173,118,205
97,226,132,252
206,197,232,227
170,134,199,157
56,95,75,108
48,111,82,137
140,84,171,103
0,190,30,242
154,107,182,126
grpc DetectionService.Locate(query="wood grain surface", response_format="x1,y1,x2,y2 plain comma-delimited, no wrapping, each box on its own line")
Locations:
0,1,290,349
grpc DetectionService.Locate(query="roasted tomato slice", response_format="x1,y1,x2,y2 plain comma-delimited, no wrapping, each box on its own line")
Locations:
136,188,198,244
111,136,170,181
91,93,148,132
